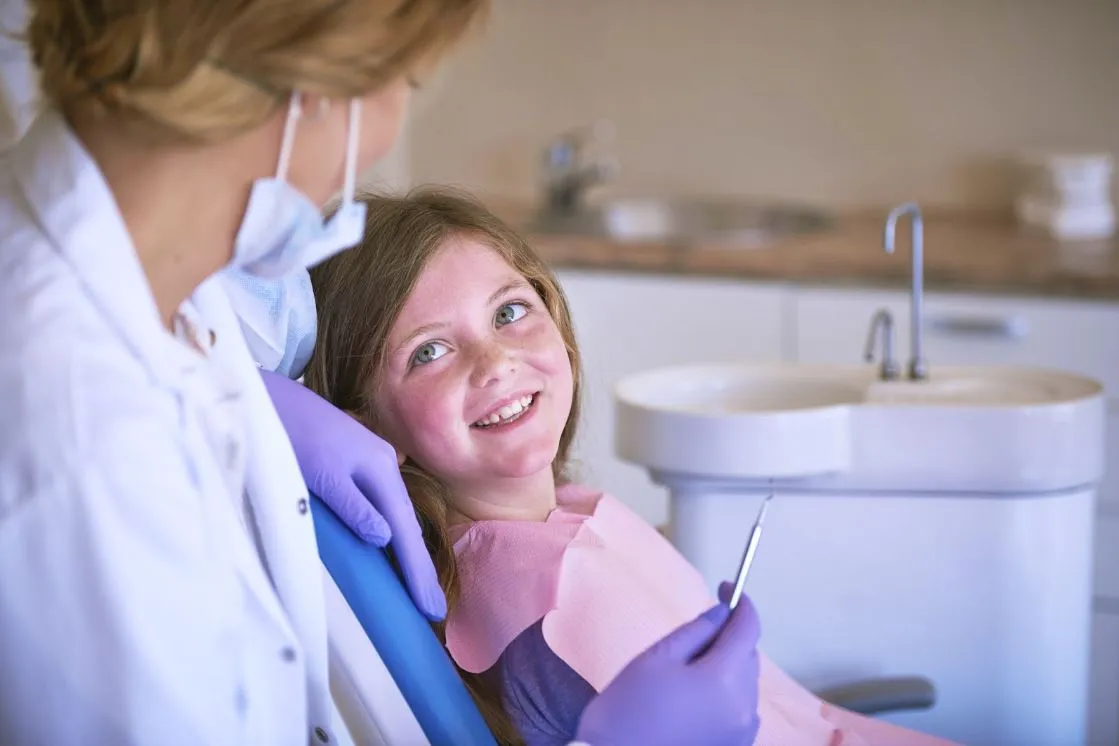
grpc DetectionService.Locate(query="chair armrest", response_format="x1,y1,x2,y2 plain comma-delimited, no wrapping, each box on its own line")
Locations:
815,676,937,716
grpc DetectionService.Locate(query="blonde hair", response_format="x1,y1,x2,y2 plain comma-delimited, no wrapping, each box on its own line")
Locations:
304,187,584,746
25,0,488,143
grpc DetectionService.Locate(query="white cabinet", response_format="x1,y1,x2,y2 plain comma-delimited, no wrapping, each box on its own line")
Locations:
791,287,1119,395
556,270,787,526
1090,612,1119,746
791,284,1119,741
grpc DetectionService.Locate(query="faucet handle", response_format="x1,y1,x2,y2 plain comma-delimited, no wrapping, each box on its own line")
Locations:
544,119,616,169
542,120,619,212
864,309,901,381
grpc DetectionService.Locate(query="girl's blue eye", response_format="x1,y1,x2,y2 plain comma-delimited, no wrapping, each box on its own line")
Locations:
496,302,528,327
412,341,448,366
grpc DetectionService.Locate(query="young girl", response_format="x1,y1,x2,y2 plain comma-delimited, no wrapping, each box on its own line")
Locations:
304,188,957,746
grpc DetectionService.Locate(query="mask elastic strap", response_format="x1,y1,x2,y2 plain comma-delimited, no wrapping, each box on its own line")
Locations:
275,92,303,180
341,99,361,204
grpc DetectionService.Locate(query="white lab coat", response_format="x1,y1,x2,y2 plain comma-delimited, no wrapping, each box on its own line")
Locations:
0,0,35,150
0,109,353,745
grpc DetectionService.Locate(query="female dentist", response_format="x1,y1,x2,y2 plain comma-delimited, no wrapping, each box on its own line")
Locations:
0,1,762,744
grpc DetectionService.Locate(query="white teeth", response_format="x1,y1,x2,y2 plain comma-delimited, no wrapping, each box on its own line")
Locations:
473,395,535,428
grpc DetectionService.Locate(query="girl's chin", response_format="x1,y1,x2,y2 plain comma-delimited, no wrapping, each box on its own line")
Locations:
441,452,561,487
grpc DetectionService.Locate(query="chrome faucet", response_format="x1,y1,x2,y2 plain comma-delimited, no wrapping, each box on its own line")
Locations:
542,120,619,213
863,309,901,381
883,202,929,381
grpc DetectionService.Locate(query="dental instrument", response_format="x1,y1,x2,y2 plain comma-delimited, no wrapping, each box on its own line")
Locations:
728,490,774,610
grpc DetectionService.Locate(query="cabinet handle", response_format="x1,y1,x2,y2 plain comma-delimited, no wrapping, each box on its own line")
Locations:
926,314,1029,340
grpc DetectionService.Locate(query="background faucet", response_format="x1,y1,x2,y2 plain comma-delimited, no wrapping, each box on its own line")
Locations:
864,309,901,381
542,120,619,213
883,202,929,381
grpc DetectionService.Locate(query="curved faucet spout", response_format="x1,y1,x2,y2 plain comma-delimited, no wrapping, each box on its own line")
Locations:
883,202,928,380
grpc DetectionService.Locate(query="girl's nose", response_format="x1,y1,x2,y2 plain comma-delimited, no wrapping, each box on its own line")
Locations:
469,342,517,388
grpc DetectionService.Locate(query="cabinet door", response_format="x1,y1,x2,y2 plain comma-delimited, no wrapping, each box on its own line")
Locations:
1089,612,1119,746
791,286,1119,394
556,270,786,526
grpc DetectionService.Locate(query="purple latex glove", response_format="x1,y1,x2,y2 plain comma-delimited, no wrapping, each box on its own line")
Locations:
575,582,762,746
260,369,447,621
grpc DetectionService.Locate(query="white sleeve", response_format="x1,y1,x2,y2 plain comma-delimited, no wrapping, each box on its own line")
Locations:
0,405,247,745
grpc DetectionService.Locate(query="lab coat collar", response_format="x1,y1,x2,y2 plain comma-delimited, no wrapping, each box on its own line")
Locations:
8,109,189,385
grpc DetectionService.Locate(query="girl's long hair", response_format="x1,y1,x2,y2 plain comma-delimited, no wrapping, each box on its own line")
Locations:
304,187,583,745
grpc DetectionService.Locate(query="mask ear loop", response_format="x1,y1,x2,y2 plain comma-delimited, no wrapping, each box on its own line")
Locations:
341,99,361,204
275,91,303,181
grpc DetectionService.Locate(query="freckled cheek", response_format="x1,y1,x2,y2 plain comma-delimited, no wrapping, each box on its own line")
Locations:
536,330,573,376
392,385,462,459
552,362,575,410
531,332,575,411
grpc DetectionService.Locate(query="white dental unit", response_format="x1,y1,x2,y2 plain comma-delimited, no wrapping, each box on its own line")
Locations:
615,204,1107,746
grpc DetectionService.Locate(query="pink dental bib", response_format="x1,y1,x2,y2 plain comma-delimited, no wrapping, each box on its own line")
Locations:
445,485,957,746
445,484,712,690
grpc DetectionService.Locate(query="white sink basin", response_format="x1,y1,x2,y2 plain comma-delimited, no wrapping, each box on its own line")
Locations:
615,363,1104,491
618,365,865,413
863,367,1098,406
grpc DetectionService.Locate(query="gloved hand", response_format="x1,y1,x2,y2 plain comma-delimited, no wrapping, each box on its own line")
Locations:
575,584,762,746
260,369,447,621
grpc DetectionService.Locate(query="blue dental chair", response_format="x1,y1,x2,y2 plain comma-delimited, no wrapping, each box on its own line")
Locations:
311,498,498,746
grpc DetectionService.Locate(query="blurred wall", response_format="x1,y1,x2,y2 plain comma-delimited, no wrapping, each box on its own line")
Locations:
408,0,1119,211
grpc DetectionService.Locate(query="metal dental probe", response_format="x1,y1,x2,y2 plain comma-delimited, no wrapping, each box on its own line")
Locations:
728,489,774,610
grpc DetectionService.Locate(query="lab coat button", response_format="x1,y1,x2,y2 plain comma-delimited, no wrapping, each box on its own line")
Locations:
280,646,297,663
297,497,308,514
314,726,330,742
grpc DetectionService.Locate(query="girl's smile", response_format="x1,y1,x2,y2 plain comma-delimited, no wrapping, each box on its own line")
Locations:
471,391,539,429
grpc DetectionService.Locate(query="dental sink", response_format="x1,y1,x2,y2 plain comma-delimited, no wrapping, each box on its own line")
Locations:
605,200,1105,744
614,362,1104,485
524,197,831,249
613,361,1105,744
621,364,866,413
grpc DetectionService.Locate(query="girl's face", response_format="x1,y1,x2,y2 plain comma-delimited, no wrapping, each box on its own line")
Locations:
373,237,574,494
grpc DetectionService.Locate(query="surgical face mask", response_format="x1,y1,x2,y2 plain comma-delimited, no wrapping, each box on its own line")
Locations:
222,265,317,379
230,92,368,280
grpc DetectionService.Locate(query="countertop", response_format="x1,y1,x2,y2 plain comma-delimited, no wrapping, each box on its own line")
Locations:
496,205,1119,301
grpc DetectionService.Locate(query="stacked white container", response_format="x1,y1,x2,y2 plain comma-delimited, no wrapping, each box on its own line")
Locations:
1016,152,1116,240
